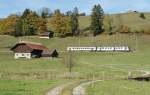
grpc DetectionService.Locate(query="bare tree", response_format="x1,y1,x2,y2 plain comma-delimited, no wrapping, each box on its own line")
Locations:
62,51,75,74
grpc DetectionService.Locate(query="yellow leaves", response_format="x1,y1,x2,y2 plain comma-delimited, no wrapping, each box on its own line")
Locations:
0,15,18,34
49,11,71,37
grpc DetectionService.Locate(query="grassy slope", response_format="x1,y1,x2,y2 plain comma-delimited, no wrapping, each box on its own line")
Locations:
0,34,150,78
1,12,150,95
0,34,150,94
110,12,150,31
0,80,65,95
48,12,150,33
87,80,150,95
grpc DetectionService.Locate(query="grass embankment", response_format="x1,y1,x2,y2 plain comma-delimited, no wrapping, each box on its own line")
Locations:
86,80,150,95
0,80,65,95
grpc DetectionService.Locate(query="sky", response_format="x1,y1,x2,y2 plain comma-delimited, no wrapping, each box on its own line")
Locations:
0,0,150,18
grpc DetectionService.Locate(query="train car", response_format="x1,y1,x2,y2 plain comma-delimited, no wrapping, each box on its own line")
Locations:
67,47,96,51
114,46,130,52
125,46,130,52
67,46,130,52
97,47,115,52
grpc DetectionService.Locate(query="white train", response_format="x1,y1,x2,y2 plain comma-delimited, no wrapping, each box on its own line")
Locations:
67,46,130,52
67,47,97,51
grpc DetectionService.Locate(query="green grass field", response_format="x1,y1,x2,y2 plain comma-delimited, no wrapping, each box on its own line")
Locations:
0,80,65,95
86,80,150,95
0,34,150,95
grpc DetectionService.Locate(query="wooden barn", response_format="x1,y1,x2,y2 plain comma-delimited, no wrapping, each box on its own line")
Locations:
39,31,54,39
11,42,58,59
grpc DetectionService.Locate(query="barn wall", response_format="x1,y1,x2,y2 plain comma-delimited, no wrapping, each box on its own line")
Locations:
15,53,31,59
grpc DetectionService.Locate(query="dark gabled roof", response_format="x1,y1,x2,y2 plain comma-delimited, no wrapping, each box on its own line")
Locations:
11,41,49,51
26,43,48,50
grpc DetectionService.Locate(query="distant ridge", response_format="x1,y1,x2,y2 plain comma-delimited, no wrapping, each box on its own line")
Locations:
0,18,3,20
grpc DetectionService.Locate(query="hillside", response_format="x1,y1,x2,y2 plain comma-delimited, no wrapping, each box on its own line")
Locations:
47,12,150,34
110,12,150,32
1,12,150,95
0,34,138,51
0,34,150,95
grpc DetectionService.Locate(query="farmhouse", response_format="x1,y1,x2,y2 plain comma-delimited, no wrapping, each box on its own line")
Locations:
39,31,54,39
11,41,58,59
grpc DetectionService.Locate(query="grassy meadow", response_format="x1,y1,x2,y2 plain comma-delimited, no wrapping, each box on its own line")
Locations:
0,33,150,94
0,80,65,95
86,80,150,95
1,12,150,95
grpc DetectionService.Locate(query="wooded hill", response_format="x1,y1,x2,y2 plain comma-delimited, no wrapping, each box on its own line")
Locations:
48,12,150,35
0,12,150,36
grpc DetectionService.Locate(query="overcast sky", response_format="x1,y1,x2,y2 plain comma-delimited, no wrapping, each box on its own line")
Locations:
0,0,150,18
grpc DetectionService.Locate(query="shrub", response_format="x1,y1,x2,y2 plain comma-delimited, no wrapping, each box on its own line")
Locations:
116,25,131,33
139,13,146,19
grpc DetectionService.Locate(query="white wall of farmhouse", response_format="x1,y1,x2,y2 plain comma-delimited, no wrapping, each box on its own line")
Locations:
15,53,31,59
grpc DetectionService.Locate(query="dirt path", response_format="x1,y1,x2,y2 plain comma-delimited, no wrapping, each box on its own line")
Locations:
72,80,102,95
46,82,75,95
46,84,66,95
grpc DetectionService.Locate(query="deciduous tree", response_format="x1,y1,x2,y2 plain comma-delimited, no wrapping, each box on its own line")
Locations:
21,9,47,36
0,15,18,35
50,9,71,37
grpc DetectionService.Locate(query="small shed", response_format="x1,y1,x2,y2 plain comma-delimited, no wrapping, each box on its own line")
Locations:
11,41,58,59
39,31,54,39
128,72,150,81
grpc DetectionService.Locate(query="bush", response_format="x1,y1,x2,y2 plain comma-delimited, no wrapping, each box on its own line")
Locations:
117,25,131,33
139,13,146,19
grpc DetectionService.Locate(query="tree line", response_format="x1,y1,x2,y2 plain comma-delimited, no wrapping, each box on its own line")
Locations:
0,4,104,37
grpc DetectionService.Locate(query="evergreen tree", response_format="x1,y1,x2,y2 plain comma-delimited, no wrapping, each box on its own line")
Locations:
39,7,52,18
70,7,79,35
21,9,31,18
65,11,72,16
41,11,47,18
15,18,23,37
91,4,104,36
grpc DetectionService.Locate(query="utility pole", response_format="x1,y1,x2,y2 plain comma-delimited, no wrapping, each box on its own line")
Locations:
78,31,81,46
135,32,138,52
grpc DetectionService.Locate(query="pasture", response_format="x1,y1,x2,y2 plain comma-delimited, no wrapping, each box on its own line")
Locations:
0,80,65,95
47,12,150,34
86,80,150,95
0,34,150,95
